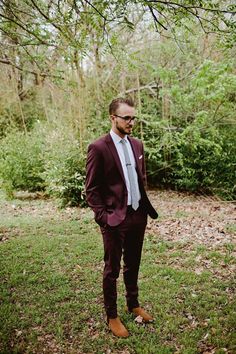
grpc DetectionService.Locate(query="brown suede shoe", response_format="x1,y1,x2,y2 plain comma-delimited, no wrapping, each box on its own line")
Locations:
108,317,129,338
130,307,154,323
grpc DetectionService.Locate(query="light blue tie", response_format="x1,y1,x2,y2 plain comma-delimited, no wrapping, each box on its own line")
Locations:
120,139,139,210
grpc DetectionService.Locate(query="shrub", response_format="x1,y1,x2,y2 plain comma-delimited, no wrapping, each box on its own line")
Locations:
0,130,45,198
144,117,235,200
170,126,223,192
42,130,86,207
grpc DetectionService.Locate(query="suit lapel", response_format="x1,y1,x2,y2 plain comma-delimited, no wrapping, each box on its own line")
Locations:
105,134,126,184
128,136,142,178
105,133,143,186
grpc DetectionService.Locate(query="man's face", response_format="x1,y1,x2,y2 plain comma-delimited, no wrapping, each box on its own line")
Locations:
111,103,136,138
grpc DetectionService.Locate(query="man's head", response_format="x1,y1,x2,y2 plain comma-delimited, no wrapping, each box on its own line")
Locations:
109,97,136,138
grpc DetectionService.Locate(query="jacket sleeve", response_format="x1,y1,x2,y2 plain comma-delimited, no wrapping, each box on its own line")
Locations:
85,143,107,227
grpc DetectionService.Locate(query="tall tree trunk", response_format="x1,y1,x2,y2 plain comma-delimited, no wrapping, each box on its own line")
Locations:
136,72,143,140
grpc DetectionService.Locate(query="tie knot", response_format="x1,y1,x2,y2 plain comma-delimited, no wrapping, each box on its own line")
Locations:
120,139,126,144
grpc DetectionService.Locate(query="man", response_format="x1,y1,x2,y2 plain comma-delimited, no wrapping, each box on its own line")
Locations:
85,97,158,338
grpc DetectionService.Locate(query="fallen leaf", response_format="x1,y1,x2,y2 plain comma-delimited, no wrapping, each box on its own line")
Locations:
134,315,144,324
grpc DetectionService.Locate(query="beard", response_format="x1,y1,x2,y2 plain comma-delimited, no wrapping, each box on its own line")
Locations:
115,121,132,135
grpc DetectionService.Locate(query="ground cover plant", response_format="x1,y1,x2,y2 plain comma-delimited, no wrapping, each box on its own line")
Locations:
0,190,235,354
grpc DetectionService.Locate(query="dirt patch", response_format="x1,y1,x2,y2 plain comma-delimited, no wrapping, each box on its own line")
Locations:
1,189,235,248
147,190,236,247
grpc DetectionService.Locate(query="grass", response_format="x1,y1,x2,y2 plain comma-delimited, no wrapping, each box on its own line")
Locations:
0,194,235,353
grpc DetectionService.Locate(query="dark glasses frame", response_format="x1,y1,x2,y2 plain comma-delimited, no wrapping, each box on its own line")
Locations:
113,114,137,122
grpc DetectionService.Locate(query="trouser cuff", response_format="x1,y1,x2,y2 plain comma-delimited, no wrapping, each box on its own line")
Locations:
127,301,139,312
106,310,118,319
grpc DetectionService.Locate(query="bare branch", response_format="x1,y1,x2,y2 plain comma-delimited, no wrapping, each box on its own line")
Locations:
29,0,73,42
148,5,168,31
120,82,159,96
145,1,236,15
83,0,107,22
0,12,50,45
162,1,233,34
0,57,64,79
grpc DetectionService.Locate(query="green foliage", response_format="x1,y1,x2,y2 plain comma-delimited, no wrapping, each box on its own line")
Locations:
0,130,45,197
0,13,235,204
145,118,235,200
42,131,86,207
0,86,47,138
170,126,223,191
212,126,236,200
141,56,236,200
0,126,87,206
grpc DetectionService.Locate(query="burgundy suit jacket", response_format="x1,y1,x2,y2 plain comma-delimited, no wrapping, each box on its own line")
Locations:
85,133,158,227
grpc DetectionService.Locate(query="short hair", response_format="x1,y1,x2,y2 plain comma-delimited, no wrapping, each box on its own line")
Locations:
109,97,135,115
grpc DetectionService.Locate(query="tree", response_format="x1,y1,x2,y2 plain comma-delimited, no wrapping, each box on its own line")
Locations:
0,0,235,79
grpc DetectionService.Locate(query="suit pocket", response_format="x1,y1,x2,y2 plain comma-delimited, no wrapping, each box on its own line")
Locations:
95,210,108,227
105,198,113,206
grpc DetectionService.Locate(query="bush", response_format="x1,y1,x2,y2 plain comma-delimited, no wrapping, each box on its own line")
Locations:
211,126,236,200
42,130,86,207
170,126,223,192
0,127,87,207
0,130,45,197
144,117,235,200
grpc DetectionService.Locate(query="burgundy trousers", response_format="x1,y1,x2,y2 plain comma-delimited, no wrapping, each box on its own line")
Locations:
100,206,147,319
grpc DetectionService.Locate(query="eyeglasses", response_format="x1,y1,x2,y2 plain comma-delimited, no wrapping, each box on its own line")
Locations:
113,114,137,123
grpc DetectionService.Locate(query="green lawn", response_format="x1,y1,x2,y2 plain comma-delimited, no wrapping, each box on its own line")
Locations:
0,193,235,354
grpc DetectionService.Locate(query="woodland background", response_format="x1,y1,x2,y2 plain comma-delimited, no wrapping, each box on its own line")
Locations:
0,0,236,205
0,2,236,353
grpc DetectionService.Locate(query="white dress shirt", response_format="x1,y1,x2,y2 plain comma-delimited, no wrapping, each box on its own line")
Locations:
110,129,141,205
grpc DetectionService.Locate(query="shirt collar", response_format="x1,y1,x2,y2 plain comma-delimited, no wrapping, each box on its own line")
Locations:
110,129,128,144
